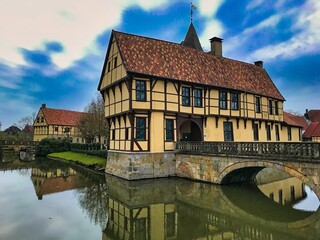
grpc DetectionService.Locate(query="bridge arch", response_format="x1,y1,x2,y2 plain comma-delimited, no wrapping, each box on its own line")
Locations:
217,161,319,198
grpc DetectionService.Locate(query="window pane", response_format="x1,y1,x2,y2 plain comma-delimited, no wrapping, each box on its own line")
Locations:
231,93,239,110
224,122,234,141
266,125,271,141
288,127,292,141
182,87,190,106
194,88,202,107
253,124,259,141
136,80,146,101
136,118,146,140
166,119,174,141
275,101,279,115
255,97,261,113
269,100,273,115
275,125,280,141
220,92,227,109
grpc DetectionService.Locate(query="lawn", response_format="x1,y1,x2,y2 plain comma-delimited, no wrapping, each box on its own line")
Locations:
47,151,106,167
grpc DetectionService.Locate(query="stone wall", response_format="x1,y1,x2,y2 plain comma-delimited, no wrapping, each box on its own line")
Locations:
106,150,176,180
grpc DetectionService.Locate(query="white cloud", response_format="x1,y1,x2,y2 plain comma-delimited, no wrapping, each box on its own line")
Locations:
0,0,171,69
198,0,224,17
196,0,225,50
246,0,264,10
199,20,224,51
223,13,283,59
251,0,320,60
0,79,19,90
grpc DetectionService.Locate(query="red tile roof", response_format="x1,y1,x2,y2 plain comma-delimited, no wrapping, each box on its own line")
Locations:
303,122,320,138
42,107,84,126
283,112,308,129
306,110,320,122
36,176,82,197
113,31,284,100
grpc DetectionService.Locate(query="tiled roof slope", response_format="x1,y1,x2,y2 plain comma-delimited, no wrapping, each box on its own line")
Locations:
283,112,308,129
42,108,84,126
114,31,284,100
306,110,320,122
303,122,320,138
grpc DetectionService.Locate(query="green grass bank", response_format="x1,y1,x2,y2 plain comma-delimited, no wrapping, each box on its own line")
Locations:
47,151,106,172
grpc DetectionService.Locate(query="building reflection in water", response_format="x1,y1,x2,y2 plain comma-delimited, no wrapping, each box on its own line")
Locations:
256,168,307,206
102,173,320,240
31,167,81,200
12,158,319,240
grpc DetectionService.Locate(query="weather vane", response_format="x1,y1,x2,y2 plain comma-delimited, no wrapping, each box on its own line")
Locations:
190,2,197,22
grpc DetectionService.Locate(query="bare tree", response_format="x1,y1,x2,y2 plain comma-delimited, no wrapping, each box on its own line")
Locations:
16,112,36,129
78,94,108,143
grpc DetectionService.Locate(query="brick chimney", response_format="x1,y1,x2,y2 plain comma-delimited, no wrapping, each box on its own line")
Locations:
254,61,263,68
41,103,46,109
210,37,223,57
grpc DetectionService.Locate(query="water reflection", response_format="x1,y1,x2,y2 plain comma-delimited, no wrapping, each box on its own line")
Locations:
103,175,320,240
256,168,319,211
0,158,319,240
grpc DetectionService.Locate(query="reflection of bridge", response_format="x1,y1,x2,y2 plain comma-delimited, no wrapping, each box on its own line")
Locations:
175,141,320,198
103,175,320,240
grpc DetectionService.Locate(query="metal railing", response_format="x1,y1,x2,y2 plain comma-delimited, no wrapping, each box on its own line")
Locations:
175,141,320,161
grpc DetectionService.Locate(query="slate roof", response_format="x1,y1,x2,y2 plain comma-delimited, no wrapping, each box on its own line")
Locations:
283,112,308,129
41,107,84,126
112,30,284,100
303,122,320,138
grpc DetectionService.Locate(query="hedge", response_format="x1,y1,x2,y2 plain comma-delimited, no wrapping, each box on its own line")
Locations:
35,138,108,158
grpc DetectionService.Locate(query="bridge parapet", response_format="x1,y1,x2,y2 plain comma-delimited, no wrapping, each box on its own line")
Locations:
176,142,320,161
0,140,37,146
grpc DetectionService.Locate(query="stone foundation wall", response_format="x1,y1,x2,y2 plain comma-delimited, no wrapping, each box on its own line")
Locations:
106,151,176,180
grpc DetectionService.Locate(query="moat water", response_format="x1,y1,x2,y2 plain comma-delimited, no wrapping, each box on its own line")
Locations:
0,154,319,240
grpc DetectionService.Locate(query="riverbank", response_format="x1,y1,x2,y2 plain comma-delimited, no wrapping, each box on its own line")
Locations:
47,151,106,174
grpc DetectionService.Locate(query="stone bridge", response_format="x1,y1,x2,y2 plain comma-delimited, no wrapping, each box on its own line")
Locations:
0,140,37,152
175,141,320,198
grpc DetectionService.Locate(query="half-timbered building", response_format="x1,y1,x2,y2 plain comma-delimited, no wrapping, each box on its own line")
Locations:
33,104,85,143
98,23,303,179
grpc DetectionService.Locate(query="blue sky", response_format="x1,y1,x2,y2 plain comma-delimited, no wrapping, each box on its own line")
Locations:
0,0,319,130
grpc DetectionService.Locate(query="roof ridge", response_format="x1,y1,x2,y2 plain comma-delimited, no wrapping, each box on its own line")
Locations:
44,107,84,113
113,30,189,48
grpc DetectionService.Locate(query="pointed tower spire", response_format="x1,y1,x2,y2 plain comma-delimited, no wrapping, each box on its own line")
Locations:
181,22,203,51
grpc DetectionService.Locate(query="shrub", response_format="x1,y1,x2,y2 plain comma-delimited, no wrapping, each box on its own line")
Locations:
35,138,71,156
